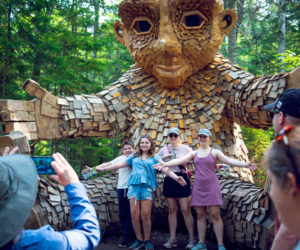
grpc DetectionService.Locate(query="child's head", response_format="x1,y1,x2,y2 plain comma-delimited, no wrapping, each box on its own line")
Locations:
266,126,300,236
136,135,155,157
121,140,135,157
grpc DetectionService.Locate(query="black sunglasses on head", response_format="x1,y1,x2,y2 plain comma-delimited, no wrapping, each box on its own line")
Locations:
169,133,178,138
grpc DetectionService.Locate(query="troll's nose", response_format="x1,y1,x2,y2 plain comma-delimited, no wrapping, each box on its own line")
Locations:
156,0,182,55
159,38,181,54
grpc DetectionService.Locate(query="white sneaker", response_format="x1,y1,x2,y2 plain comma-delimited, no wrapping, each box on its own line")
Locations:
163,238,177,248
186,238,197,249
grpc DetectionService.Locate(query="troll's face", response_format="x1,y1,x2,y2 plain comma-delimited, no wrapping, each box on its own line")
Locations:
114,0,236,89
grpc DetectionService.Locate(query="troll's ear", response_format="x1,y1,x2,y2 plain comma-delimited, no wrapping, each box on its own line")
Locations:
114,20,125,46
220,9,237,36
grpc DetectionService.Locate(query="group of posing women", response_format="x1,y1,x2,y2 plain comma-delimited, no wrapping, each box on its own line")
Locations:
85,127,257,250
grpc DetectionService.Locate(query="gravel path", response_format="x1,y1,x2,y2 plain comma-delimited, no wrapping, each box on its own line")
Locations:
96,229,243,250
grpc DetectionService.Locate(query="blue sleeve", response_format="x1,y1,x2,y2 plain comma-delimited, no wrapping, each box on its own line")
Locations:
63,182,101,248
154,154,162,163
126,154,134,168
17,183,100,250
295,241,300,250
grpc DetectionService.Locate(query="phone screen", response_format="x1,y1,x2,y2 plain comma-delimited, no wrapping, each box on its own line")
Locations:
31,156,56,175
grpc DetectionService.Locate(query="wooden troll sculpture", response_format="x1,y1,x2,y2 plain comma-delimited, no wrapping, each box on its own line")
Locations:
1,0,299,249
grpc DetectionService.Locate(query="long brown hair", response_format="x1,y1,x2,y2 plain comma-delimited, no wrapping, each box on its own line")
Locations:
134,135,156,158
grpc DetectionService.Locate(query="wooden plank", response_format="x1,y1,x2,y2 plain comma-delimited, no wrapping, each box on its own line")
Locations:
23,79,46,99
99,122,111,131
41,100,60,118
35,100,61,139
83,121,94,130
57,98,69,106
0,100,34,111
1,110,35,121
3,121,37,133
0,131,30,155
42,92,59,109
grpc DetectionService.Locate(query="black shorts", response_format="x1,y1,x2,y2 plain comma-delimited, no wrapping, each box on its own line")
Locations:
163,172,191,198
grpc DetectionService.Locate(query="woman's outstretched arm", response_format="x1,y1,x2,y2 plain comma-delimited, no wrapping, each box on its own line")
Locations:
96,160,129,172
214,149,257,170
153,151,194,170
160,167,187,186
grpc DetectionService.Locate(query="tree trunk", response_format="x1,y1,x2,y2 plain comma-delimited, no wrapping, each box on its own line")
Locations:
228,0,237,64
32,52,42,80
278,0,287,73
71,0,78,34
2,2,12,98
237,0,245,33
92,0,100,59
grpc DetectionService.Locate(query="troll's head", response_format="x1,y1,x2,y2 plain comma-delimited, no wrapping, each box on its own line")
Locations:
114,0,236,89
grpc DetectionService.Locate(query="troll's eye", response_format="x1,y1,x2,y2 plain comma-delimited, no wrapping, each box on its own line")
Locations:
130,16,154,35
180,10,207,30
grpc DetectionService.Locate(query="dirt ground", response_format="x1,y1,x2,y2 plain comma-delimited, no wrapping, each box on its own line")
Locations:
96,228,243,250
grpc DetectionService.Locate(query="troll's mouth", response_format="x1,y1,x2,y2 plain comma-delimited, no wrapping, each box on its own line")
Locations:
155,64,183,72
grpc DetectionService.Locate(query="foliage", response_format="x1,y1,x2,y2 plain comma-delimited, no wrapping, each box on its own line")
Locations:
32,140,52,156
0,0,131,174
241,127,274,188
221,0,299,187
271,51,300,73
32,135,123,175
221,0,299,76
1,0,299,186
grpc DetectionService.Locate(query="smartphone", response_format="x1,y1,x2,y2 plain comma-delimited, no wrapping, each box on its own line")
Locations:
31,156,56,175
81,168,97,180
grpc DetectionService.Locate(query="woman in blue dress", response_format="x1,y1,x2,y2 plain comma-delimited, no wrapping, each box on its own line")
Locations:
97,135,187,250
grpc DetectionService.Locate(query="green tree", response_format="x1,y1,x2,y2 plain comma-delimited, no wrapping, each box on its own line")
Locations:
241,127,274,187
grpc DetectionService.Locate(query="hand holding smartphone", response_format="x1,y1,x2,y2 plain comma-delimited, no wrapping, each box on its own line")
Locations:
81,167,97,180
31,156,56,175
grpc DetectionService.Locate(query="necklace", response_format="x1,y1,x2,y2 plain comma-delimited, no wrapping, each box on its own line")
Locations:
141,154,149,160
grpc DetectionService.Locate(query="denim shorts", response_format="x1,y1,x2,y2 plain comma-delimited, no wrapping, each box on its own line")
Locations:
127,184,153,201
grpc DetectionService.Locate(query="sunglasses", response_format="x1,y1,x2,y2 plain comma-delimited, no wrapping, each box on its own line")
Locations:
169,133,178,138
275,125,299,185
270,109,281,119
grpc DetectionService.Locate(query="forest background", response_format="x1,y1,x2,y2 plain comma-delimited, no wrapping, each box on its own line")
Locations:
0,0,299,187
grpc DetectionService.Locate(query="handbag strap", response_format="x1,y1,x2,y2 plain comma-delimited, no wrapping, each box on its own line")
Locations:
167,145,187,174
141,157,155,190
166,145,176,160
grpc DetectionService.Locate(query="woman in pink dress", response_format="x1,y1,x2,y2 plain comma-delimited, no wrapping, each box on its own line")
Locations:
155,129,256,250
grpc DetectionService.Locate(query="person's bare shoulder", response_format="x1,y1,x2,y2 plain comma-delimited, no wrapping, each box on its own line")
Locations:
211,148,222,158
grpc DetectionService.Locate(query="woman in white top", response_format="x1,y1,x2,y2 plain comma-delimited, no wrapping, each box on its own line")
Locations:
159,128,195,249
